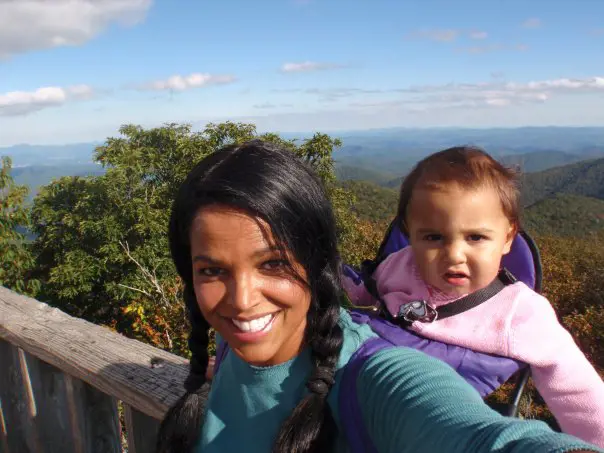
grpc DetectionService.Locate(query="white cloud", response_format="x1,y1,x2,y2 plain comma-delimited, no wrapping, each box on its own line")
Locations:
469,30,488,40
406,29,489,43
406,29,461,42
290,76,603,112
280,61,345,73
522,18,542,29
253,103,294,109
0,84,95,116
393,77,604,109
0,0,152,59
136,73,237,91
456,43,529,54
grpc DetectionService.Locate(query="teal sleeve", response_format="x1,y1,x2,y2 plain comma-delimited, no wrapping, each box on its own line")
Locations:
356,347,602,453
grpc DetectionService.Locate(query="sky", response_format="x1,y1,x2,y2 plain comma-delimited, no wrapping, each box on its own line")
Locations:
0,0,603,146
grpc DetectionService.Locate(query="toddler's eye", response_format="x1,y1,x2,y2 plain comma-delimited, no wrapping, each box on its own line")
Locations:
423,234,442,241
468,234,486,242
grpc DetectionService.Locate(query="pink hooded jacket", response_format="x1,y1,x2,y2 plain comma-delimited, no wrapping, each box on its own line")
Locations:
343,246,604,448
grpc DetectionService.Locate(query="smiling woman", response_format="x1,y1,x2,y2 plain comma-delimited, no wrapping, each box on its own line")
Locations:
189,205,311,367
156,139,601,453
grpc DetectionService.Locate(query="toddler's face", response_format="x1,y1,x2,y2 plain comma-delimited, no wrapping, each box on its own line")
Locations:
406,184,514,297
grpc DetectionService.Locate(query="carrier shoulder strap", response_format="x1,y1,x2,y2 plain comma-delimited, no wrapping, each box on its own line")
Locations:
367,268,517,324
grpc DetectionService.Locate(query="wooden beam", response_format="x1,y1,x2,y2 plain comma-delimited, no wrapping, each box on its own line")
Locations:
0,286,190,420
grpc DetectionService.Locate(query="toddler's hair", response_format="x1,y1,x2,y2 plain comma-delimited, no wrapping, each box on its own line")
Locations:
397,146,521,234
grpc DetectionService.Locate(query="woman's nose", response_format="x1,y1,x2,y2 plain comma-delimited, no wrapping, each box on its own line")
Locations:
228,273,257,311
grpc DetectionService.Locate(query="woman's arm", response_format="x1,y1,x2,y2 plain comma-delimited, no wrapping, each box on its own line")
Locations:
356,346,602,453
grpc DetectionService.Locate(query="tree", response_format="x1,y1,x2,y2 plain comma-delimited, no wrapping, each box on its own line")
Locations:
30,122,372,355
0,156,39,296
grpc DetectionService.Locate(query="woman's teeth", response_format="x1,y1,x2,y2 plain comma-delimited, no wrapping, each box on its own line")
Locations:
232,314,274,333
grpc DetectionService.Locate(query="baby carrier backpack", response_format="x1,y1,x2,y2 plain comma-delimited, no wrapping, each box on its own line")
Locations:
341,217,542,404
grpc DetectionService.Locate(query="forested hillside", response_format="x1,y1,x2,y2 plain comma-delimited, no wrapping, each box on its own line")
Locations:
521,158,604,206
522,194,604,237
340,180,398,222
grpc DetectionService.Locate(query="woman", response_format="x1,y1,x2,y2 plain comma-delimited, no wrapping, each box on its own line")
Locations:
157,139,600,453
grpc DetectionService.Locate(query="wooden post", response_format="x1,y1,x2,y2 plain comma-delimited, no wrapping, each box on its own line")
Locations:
124,405,160,453
0,339,30,453
0,340,121,453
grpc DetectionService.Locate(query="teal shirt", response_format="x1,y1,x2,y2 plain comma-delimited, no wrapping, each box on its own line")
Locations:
196,309,600,453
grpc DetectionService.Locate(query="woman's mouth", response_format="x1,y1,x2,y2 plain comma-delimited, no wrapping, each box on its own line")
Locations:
227,312,278,342
231,313,276,333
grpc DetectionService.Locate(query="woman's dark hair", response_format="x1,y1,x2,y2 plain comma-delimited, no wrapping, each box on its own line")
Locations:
156,139,345,453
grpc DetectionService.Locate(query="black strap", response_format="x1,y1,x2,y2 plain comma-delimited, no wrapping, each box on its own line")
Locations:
367,268,517,325
436,268,515,320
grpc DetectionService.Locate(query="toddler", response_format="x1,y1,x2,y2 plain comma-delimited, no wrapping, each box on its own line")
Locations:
344,146,604,447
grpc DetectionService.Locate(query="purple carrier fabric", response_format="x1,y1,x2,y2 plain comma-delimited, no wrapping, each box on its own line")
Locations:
349,310,523,397
213,340,229,375
339,337,391,453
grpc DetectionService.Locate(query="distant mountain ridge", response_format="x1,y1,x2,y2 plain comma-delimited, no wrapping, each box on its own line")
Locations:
12,163,106,200
0,142,99,167
521,157,604,207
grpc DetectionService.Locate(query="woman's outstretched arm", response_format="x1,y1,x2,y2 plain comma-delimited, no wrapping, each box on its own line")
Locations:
356,346,602,453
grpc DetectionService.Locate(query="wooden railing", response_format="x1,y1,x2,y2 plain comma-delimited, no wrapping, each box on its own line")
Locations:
0,286,189,453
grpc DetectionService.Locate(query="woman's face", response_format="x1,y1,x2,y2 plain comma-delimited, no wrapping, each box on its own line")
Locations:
189,204,311,367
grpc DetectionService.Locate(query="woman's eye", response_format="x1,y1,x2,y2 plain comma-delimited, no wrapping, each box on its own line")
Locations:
198,267,224,277
262,259,288,270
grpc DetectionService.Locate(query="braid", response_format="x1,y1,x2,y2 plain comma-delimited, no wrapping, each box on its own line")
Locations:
273,266,345,453
156,285,211,453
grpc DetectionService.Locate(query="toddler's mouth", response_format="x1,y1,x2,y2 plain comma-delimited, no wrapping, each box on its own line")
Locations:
443,271,469,285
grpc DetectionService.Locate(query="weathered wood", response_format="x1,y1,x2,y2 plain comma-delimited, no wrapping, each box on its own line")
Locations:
0,397,9,453
124,404,160,453
0,286,189,420
0,340,123,453
66,374,121,453
25,351,82,453
28,351,122,453
0,340,31,453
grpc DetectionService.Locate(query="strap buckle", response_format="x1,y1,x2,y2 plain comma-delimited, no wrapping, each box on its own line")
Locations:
398,300,438,323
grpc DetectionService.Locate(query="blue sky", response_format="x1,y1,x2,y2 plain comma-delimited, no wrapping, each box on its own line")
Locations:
0,0,603,146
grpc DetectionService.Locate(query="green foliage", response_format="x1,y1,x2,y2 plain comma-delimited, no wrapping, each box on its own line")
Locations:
335,164,396,186
340,180,398,223
0,157,40,296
